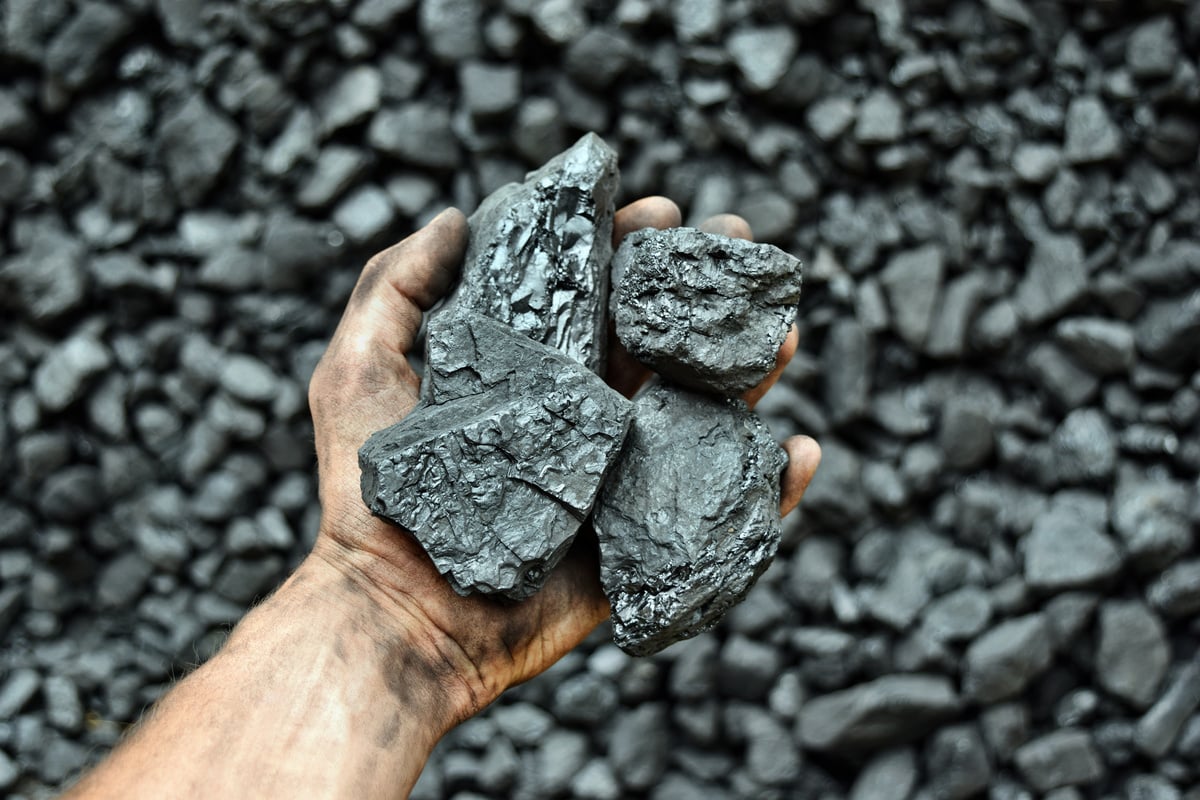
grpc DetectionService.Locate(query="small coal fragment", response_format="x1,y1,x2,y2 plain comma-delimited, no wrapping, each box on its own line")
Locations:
611,228,802,396
361,313,632,600
438,133,619,375
798,674,962,751
1014,728,1105,793
593,383,786,655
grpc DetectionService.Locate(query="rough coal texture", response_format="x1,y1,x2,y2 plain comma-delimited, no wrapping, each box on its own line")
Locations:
611,227,802,395
360,313,631,600
436,132,618,375
5,1,1200,798
594,384,785,656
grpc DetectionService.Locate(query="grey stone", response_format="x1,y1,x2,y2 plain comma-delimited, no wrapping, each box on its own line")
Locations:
1135,290,1200,367
219,355,279,405
459,62,521,118
1125,775,1182,800
0,669,39,718
1127,17,1179,79
551,672,618,726
513,98,566,166
668,634,718,700
352,0,415,31
981,702,1030,762
33,334,112,413
1135,662,1200,758
1147,559,1200,618
593,384,784,655
1055,317,1135,374
610,704,670,791
807,96,857,142
317,65,381,135
361,312,632,600
718,634,782,701
1023,491,1121,591
564,29,634,90
1027,343,1099,409
1050,409,1116,484
1016,234,1087,324
297,146,368,209
1012,143,1061,183
368,104,459,170
42,675,82,732
333,184,396,245
821,319,871,423
741,707,801,785
921,586,993,643
530,0,586,44
39,465,104,522
1064,96,1122,163
855,89,905,145
1014,729,1105,792
0,90,34,144
849,748,918,800
0,230,88,321
962,613,1053,702
927,272,990,359
213,555,284,604
727,27,797,92
440,133,618,375
938,397,994,471
880,244,944,351
44,2,131,90
798,674,961,751
1096,599,1170,709
612,227,802,395
157,94,239,206
492,701,552,746
0,749,16,791
926,724,992,800
418,0,482,62
535,731,590,796
1112,470,1193,570
96,552,153,608
572,759,621,800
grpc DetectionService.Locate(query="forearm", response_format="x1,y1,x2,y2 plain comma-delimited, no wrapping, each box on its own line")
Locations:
66,554,462,800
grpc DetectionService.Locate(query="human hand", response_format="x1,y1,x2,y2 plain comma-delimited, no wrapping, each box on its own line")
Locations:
305,198,820,732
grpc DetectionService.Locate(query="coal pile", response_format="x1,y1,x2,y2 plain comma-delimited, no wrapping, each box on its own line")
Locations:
1,0,1199,798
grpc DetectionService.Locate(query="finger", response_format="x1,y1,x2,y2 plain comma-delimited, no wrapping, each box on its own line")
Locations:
341,208,469,357
613,196,681,247
699,213,753,240
780,435,821,517
744,324,798,409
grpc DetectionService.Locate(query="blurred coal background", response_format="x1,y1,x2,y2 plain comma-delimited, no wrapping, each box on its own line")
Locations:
2,0,1200,797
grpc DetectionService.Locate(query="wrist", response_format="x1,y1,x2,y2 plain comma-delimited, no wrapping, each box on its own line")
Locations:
306,533,504,726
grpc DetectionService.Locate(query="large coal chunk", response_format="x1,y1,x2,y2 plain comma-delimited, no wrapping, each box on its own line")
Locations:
593,383,786,655
360,312,632,600
437,133,619,375
611,228,802,396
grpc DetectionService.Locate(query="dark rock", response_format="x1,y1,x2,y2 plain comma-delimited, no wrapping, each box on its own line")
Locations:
0,669,39,718
1015,729,1105,793
938,397,994,471
530,0,586,44
1027,343,1099,409
880,244,944,351
740,706,801,785
727,27,797,92
157,94,239,206
418,0,482,62
44,2,131,90
612,227,802,395
849,748,918,800
1112,470,1192,570
1050,409,1116,485
564,29,633,91
361,312,632,599
1135,662,1200,758
980,702,1030,762
668,634,718,700
42,675,82,732
1015,234,1087,325
963,613,1053,702
925,723,992,800
39,465,104,522
1127,17,1179,80
921,586,992,643
1135,290,1200,367
459,62,521,118
440,133,618,375
610,704,670,791
927,272,990,359
33,334,112,413
332,185,396,245
218,354,279,405
297,146,368,209
212,555,284,604
572,759,620,800
317,65,381,135
96,553,153,608
718,634,782,701
594,384,784,655
1,230,88,322
368,103,459,169
1147,559,1200,618
513,98,566,166
1064,96,1122,164
551,672,618,726
1023,491,1120,591
1096,599,1170,709
1055,317,1135,375
855,89,905,145
798,674,961,751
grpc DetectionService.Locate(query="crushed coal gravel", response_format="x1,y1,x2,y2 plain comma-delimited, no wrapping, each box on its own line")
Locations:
2,0,1200,798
